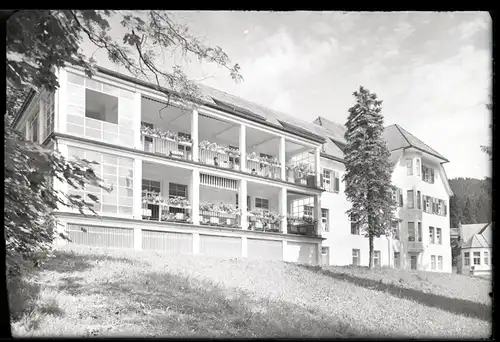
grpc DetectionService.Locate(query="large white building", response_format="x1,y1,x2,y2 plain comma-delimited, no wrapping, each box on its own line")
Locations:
12,66,453,272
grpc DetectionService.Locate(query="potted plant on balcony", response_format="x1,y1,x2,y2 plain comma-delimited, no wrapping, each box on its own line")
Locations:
166,196,191,220
177,134,193,147
286,164,296,183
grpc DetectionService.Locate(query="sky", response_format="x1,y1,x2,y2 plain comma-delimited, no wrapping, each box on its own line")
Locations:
84,11,492,180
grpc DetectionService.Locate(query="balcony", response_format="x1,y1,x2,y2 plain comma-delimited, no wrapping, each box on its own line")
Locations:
287,215,318,237
285,164,317,187
199,140,241,170
245,153,282,180
142,193,192,223
199,202,241,228
247,209,283,233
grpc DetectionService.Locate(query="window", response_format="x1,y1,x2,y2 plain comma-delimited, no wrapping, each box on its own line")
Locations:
374,251,381,267
169,183,187,198
399,188,403,207
142,179,161,194
352,249,360,266
464,252,470,266
351,221,360,235
321,209,329,232
424,196,430,213
417,191,421,209
67,147,134,216
408,222,415,242
321,169,339,193
43,92,55,139
473,252,481,265
143,179,161,219
394,252,400,268
436,228,442,244
85,88,118,124
255,198,270,210
30,113,39,143
422,165,435,184
303,205,313,217
431,255,436,270
407,190,414,209
430,169,435,183
417,222,422,242
484,251,489,265
416,159,421,176
322,168,332,192
391,188,397,203
429,227,435,244
391,221,400,240
438,256,443,270
141,121,154,143
321,247,329,255
406,159,413,175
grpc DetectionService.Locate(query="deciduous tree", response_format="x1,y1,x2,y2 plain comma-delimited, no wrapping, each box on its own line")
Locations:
343,86,397,269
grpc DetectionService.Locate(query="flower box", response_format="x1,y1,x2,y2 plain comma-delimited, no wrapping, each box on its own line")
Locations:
170,150,184,158
175,213,185,220
178,141,192,147
210,216,220,224
142,208,152,217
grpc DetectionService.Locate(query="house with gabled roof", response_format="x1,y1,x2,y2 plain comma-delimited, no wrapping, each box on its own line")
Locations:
459,223,492,277
314,117,453,272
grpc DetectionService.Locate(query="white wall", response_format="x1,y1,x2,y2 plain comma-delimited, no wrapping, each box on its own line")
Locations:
461,247,492,275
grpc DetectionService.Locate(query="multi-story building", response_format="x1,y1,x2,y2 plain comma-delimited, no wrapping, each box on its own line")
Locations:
11,65,453,271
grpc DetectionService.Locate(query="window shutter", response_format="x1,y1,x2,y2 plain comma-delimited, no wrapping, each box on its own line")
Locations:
334,173,340,192
444,203,447,216
320,173,324,189
430,169,434,183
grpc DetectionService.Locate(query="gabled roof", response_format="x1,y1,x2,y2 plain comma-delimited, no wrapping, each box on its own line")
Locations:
313,116,347,145
383,124,449,163
459,223,491,247
462,223,492,248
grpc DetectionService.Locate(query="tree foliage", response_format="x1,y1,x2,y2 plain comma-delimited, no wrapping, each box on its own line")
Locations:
449,177,492,227
343,86,397,269
4,10,241,275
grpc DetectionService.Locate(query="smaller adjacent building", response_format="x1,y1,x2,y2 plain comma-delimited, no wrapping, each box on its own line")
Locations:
457,222,492,277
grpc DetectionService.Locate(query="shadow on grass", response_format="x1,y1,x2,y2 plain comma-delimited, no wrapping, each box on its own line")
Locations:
298,264,492,322
8,249,150,324
46,255,384,337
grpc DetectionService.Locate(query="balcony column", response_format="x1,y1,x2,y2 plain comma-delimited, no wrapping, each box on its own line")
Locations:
191,109,199,162
56,68,67,134
315,146,321,187
239,124,246,172
134,92,142,149
191,169,200,225
314,194,321,236
133,158,143,219
280,187,287,234
239,179,248,229
279,136,286,180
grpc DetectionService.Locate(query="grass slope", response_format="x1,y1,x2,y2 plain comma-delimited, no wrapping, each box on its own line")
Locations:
9,244,492,338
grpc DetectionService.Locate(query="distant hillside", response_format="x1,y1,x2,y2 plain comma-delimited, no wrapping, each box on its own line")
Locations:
449,177,492,227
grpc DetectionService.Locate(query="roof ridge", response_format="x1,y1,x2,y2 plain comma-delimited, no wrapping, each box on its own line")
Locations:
394,124,412,147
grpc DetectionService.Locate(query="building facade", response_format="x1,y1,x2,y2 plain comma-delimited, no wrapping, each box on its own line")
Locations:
12,66,453,271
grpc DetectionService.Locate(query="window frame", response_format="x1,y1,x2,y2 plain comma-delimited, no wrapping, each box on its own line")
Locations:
473,251,481,265
406,158,413,176
169,183,188,199
438,256,443,270
373,250,381,267
464,252,470,266
429,226,435,244
436,228,442,244
321,208,329,232
85,88,119,125
255,197,270,210
352,249,360,266
484,251,489,265
407,190,414,209
431,255,436,270
408,222,415,242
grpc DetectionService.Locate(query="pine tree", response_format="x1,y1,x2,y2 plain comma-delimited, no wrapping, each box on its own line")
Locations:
462,197,475,224
343,86,397,269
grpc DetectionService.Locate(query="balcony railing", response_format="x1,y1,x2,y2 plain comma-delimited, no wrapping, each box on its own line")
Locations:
287,215,318,237
285,164,317,187
245,154,282,180
247,210,283,233
198,140,241,170
141,134,192,161
199,211,241,228
142,194,192,223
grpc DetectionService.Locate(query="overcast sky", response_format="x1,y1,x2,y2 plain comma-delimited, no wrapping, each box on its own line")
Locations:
85,11,492,180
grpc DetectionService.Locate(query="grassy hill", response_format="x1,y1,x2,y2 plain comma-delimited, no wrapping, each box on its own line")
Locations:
9,244,491,338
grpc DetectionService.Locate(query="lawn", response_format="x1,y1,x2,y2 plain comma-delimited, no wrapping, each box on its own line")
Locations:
9,244,492,338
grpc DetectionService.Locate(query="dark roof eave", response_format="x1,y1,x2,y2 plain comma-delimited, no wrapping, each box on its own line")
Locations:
392,146,449,163
95,66,326,144
320,152,345,164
